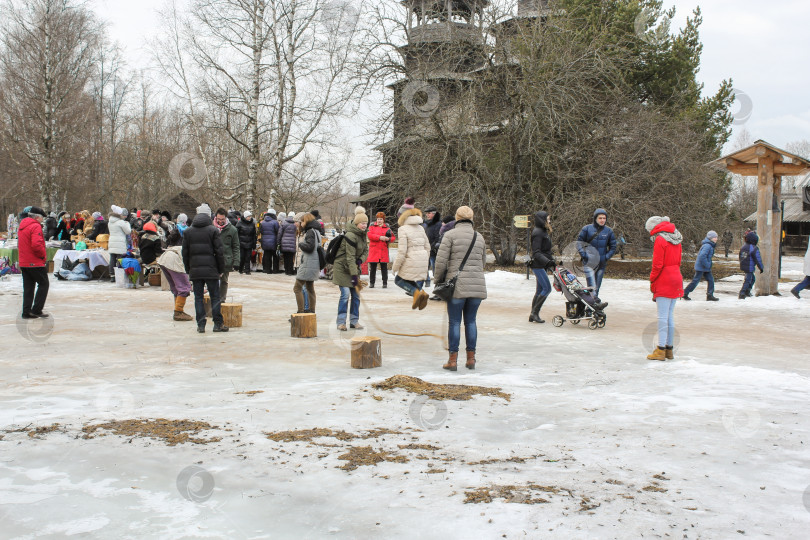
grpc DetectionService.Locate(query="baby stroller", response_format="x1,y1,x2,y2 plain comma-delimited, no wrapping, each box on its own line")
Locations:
550,266,608,330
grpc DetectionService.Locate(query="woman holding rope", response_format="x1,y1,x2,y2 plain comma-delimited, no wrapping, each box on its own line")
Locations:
434,206,487,371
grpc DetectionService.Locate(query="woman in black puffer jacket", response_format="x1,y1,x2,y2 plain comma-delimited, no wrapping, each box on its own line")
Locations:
529,211,555,323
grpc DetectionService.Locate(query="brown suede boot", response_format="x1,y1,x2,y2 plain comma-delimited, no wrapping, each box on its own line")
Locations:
417,290,429,310
411,292,420,309
646,346,666,361
443,352,458,371
665,346,674,360
465,350,476,370
173,296,193,321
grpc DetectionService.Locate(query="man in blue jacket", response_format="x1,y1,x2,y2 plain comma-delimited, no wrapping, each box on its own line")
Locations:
683,230,719,301
576,208,616,297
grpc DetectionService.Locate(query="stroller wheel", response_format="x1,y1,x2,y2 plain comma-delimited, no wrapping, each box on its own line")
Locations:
552,315,564,327
597,318,606,328
588,319,599,330
571,319,580,325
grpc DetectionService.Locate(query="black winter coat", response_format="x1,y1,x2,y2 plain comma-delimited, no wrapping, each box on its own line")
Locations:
423,212,442,257
236,218,258,249
139,232,163,265
530,211,554,269
87,219,109,241
44,217,58,240
182,214,225,280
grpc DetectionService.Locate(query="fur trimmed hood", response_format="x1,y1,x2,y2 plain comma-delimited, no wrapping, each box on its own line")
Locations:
398,208,423,227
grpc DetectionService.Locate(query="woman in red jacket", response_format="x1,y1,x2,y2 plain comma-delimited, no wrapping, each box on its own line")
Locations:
366,212,395,288
646,216,683,361
18,206,50,319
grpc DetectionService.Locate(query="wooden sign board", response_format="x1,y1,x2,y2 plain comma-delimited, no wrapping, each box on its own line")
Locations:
513,215,531,228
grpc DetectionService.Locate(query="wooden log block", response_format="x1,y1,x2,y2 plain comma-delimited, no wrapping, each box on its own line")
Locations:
221,303,242,327
47,260,54,273
291,313,317,338
350,337,382,369
203,295,213,318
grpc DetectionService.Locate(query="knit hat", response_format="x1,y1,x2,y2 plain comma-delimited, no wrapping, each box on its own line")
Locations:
266,208,276,216
49,212,57,218
353,213,369,225
28,206,46,218
177,213,188,225
92,211,102,219
111,205,125,215
311,209,321,220
455,205,474,221
645,216,669,233
376,211,385,219
745,231,759,245
706,230,718,240
404,196,415,206
243,210,252,219
142,222,157,233
354,206,366,215
196,203,212,216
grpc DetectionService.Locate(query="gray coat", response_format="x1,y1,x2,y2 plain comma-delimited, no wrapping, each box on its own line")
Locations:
434,220,487,299
296,224,322,282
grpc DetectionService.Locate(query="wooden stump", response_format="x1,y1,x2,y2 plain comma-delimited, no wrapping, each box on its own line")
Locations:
350,337,382,369
221,303,242,327
290,313,317,338
203,295,213,318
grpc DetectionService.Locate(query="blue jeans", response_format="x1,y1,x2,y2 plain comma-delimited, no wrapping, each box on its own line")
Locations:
532,268,551,297
655,297,677,348
192,279,223,326
583,265,606,296
337,286,360,326
741,272,756,296
426,256,435,286
447,297,482,353
395,275,423,296
792,276,810,295
684,270,714,296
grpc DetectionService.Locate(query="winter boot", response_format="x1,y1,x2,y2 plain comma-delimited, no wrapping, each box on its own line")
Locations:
706,294,719,302
213,323,229,332
369,283,375,288
682,294,691,301
417,290,429,310
791,289,801,299
412,291,421,309
646,347,667,361
465,350,476,370
529,295,547,323
173,296,194,321
197,322,206,333
443,352,458,371
738,292,747,300
665,346,674,360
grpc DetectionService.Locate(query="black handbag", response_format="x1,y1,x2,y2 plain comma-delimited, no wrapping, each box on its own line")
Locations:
433,232,477,302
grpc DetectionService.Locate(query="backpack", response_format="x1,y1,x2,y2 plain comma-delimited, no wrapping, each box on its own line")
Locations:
739,244,753,271
324,234,356,265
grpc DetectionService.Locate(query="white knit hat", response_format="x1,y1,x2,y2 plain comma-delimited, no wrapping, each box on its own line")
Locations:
355,206,366,215
196,203,212,216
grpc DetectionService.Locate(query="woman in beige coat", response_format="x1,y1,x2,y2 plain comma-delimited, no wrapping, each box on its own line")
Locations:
392,208,431,309
434,206,487,371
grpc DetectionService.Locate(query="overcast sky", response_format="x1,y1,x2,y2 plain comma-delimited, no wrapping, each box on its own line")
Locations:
91,0,810,168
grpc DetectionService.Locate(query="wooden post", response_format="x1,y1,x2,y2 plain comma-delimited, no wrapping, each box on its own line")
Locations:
755,156,775,295
221,303,242,327
291,313,317,338
350,337,382,369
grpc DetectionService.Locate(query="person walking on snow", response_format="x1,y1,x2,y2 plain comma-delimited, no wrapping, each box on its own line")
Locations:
183,204,228,333
790,238,810,299
393,208,431,309
738,231,764,299
576,208,616,297
18,206,50,319
683,230,719,301
529,210,555,323
333,212,369,331
646,216,683,361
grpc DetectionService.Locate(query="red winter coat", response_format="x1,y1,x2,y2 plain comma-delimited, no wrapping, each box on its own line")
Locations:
366,223,395,263
18,217,47,268
649,221,683,300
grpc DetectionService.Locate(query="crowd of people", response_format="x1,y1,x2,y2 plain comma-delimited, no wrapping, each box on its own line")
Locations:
10,197,810,369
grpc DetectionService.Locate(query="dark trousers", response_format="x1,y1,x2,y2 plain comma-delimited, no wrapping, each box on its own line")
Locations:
263,249,279,273
741,272,756,296
239,247,252,273
684,270,714,296
282,252,295,275
369,262,388,285
21,267,49,316
192,279,223,326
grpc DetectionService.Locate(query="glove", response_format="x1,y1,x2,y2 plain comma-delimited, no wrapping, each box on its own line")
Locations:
351,275,359,287
759,268,763,274
356,259,362,267
545,259,557,270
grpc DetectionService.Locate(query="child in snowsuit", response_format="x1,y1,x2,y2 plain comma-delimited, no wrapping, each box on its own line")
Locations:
738,231,764,299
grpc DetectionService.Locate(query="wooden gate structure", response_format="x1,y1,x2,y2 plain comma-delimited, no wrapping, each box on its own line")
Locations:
709,140,810,295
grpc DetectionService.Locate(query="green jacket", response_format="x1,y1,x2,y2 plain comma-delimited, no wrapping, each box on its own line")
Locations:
220,222,240,268
332,220,368,288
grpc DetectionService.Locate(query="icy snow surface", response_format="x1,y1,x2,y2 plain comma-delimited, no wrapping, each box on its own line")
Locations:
1,258,809,539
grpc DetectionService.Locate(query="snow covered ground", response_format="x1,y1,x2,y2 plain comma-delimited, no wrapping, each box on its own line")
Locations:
1,257,809,539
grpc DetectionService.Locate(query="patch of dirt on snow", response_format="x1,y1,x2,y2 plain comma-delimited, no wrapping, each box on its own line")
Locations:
464,483,572,505
397,443,440,451
2,423,65,439
82,419,222,446
337,446,409,471
265,427,403,443
466,455,542,465
372,375,511,401
234,390,264,396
